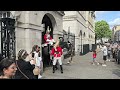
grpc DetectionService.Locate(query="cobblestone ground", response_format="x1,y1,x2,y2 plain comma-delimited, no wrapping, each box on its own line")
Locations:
41,50,120,79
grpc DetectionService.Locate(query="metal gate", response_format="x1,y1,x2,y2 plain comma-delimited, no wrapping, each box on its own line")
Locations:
0,17,15,59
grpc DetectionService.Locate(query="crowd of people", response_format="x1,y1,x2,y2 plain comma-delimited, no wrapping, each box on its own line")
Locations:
2,40,120,79
2,38,120,79
91,42,120,67
0,45,43,79
0,26,65,79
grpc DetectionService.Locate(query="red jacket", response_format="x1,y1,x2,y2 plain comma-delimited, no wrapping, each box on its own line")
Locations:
44,34,52,44
93,53,97,58
51,46,63,57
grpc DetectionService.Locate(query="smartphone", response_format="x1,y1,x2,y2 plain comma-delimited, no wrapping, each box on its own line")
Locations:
32,53,34,58
38,52,40,57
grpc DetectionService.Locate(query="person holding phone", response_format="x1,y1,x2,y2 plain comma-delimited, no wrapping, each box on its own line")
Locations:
31,45,42,79
15,49,36,79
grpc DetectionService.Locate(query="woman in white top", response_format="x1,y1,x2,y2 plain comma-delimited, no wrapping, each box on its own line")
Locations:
31,45,43,79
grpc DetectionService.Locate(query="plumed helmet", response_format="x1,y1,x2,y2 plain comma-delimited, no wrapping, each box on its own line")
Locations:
46,26,51,33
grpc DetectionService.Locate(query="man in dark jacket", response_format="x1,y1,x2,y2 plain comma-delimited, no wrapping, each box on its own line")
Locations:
117,50,120,64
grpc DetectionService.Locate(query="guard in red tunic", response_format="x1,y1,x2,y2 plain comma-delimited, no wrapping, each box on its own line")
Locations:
51,40,63,73
43,26,55,46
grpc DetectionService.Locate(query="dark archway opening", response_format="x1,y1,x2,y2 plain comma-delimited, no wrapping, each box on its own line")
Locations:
41,14,53,69
42,14,53,44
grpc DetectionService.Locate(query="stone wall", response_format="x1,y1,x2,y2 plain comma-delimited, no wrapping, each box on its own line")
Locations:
14,11,64,57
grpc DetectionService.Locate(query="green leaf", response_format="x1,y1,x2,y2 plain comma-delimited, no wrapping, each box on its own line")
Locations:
95,20,111,40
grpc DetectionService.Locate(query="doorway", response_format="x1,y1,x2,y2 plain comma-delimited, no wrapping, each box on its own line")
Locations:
41,14,53,68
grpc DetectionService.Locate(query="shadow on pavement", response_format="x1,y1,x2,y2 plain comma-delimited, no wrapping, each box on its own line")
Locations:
112,69,120,77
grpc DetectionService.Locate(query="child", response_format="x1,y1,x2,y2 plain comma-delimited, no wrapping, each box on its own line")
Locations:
92,50,99,65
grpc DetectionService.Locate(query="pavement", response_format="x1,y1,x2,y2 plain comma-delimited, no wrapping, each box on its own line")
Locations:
41,48,120,79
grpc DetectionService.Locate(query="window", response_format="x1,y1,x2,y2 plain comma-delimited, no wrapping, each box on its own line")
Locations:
7,12,10,17
2,11,10,18
84,32,85,37
3,13,6,18
89,34,90,38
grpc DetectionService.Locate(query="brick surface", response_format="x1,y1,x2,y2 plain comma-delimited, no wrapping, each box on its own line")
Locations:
41,49,120,79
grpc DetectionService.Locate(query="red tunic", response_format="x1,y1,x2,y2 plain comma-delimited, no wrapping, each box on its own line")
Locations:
44,34,53,44
51,46,63,57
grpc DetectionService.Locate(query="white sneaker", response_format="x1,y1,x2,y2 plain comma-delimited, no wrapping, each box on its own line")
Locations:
97,63,99,65
102,64,107,66
38,75,42,79
67,62,70,64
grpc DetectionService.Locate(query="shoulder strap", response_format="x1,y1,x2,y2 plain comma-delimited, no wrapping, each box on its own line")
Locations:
16,60,29,79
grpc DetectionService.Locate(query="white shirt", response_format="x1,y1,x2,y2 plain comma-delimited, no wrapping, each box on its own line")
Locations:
101,46,108,56
33,51,42,67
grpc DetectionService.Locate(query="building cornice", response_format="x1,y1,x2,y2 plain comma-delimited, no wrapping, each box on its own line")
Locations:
63,15,77,20
77,11,86,21
56,11,65,16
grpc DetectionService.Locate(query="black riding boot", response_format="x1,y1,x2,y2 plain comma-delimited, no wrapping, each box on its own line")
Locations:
60,65,63,73
55,64,58,70
53,65,55,73
118,59,120,64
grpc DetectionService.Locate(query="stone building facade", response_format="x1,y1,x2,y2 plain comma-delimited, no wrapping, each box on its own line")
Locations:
0,11,65,58
63,11,95,54
112,25,120,42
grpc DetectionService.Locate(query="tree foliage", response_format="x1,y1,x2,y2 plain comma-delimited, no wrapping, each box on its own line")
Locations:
106,29,112,38
95,20,112,39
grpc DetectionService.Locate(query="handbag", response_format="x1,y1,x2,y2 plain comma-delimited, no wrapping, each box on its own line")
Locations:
16,60,29,79
33,66,40,75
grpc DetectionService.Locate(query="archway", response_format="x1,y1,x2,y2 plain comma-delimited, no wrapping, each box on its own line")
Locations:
41,13,56,68
42,14,53,44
